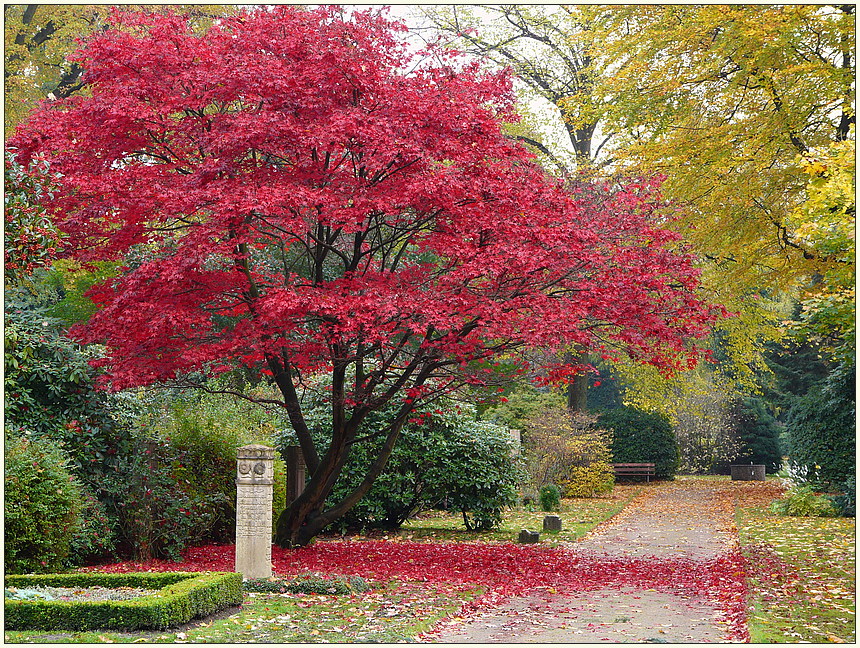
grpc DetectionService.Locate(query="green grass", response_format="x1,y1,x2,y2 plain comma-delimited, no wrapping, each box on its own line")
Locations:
736,504,855,643
4,581,483,643
397,483,643,545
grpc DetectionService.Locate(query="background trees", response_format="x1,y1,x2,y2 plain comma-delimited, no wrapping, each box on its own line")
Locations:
419,5,854,485
4,4,235,132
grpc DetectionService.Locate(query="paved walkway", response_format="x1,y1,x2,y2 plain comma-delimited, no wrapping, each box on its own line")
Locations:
433,479,739,643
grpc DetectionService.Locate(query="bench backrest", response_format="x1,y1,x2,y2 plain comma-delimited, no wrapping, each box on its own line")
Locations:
611,463,655,474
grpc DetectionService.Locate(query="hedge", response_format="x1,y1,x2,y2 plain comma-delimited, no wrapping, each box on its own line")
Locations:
4,571,242,631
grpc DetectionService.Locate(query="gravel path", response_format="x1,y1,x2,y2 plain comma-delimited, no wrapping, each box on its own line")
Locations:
432,478,741,643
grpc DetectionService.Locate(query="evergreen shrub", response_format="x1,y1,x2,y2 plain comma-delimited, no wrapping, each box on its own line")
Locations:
598,407,679,479
539,484,561,512
730,397,783,473
785,366,855,489
67,486,116,566
275,398,524,532
832,476,855,517
5,435,84,573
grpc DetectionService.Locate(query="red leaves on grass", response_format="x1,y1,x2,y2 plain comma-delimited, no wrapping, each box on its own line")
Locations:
88,540,750,641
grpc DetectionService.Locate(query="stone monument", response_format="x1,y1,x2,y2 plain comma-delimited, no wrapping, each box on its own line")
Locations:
284,445,306,503
235,444,275,579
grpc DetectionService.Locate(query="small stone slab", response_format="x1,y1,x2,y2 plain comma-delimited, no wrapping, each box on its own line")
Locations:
543,515,563,531
518,529,540,544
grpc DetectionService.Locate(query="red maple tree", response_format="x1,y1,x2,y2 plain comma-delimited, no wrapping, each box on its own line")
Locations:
10,6,721,546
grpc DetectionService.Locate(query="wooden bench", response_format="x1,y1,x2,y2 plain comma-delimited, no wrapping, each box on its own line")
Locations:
612,462,655,482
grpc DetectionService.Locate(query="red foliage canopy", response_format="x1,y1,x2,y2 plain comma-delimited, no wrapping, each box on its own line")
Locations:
10,6,717,393
10,6,723,545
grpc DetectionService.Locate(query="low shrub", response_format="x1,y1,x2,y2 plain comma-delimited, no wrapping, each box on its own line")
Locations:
539,484,561,512
5,434,84,574
521,405,614,498
101,435,232,562
67,486,117,567
4,571,242,631
244,573,370,595
275,398,524,532
769,484,838,517
563,463,615,498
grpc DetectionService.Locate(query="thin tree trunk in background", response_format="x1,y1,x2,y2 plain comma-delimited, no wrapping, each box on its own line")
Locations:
564,351,590,412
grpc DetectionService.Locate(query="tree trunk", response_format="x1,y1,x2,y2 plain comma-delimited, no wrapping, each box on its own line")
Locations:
274,495,329,547
563,351,590,412
273,399,417,547
567,370,589,412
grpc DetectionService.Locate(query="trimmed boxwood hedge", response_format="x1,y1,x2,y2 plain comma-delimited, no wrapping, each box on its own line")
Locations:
5,571,242,631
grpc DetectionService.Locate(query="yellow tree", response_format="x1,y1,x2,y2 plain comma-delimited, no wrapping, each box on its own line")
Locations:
585,4,854,291
418,4,855,411
787,135,855,363
583,4,855,395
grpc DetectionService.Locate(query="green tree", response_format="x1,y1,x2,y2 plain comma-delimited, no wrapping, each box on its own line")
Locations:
731,397,783,473
598,407,680,479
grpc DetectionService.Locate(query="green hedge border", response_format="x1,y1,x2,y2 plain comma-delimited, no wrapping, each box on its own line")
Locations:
5,571,243,631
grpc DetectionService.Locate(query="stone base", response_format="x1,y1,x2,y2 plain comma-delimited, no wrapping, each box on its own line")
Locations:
235,534,272,579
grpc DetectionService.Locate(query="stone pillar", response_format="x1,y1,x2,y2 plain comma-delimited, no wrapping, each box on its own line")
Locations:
284,445,306,504
235,444,275,579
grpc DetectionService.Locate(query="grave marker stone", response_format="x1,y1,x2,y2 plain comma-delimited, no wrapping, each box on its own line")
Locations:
518,529,540,544
543,515,563,531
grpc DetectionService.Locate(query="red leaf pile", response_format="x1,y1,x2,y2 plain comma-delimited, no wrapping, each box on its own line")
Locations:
88,540,750,641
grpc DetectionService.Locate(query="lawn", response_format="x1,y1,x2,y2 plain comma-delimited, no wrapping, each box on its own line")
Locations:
733,485,856,643
398,482,643,544
10,480,853,644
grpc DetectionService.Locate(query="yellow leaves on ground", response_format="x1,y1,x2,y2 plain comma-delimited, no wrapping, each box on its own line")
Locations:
736,486,856,644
